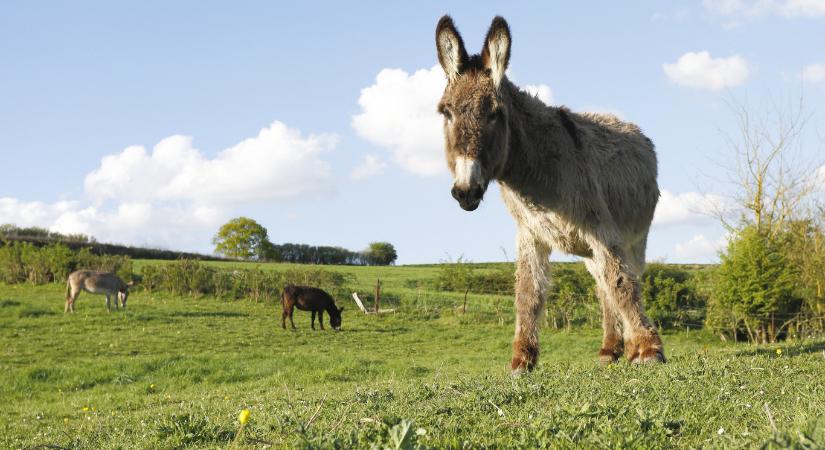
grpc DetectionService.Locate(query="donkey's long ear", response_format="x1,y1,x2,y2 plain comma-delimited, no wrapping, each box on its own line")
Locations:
481,16,511,88
436,15,468,81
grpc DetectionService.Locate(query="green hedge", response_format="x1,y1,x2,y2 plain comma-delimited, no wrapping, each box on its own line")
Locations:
139,259,350,303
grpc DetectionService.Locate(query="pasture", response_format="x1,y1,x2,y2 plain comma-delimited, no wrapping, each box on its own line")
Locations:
2,263,824,449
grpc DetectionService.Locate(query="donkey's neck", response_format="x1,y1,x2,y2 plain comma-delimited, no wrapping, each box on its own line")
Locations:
497,80,568,206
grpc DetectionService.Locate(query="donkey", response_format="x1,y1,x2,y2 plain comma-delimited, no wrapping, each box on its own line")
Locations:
281,285,344,331
435,16,665,372
65,270,132,313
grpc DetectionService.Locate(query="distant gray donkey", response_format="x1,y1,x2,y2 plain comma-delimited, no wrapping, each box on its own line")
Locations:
65,270,132,313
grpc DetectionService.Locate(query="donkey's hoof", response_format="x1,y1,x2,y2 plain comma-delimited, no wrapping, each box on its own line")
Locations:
598,348,621,365
629,348,666,364
510,355,537,375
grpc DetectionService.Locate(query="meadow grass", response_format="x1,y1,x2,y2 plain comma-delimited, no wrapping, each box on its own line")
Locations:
1,269,824,449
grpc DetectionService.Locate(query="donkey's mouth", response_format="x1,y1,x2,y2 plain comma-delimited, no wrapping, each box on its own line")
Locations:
458,198,481,211
452,185,484,211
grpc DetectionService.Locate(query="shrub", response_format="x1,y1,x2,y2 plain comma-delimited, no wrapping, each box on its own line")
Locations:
136,260,351,304
641,263,705,330
706,226,803,343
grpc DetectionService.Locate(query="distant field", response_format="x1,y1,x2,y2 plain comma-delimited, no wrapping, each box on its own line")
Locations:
2,262,824,448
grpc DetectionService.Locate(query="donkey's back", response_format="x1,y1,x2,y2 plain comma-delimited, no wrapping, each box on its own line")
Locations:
68,270,126,293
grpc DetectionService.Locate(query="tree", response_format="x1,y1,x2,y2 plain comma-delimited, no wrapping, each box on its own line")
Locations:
212,217,272,260
705,99,823,341
363,242,397,266
714,98,818,236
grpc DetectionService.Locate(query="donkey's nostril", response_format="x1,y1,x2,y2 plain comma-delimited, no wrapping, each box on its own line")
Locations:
451,186,464,201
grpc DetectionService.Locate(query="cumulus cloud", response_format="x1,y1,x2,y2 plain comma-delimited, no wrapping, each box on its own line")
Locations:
653,190,735,227
674,233,729,261
86,121,337,204
351,154,388,180
1,120,337,252
352,66,446,176
663,51,750,91
0,198,220,248
801,63,825,83
703,0,825,20
522,84,554,105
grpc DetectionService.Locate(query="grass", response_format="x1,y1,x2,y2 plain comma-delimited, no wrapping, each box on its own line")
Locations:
2,265,825,449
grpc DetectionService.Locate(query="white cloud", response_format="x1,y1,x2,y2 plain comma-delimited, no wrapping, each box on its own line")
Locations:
1,121,337,252
86,121,337,205
352,66,447,176
802,63,825,83
703,0,825,20
351,154,388,180
522,84,554,105
674,233,729,261
653,190,735,227
663,51,750,91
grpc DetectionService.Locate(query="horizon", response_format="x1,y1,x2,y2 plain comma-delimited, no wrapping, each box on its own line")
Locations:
2,2,824,264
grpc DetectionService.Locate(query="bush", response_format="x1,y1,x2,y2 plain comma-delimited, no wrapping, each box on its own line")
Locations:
641,263,705,330
137,260,351,303
706,226,803,343
0,241,131,285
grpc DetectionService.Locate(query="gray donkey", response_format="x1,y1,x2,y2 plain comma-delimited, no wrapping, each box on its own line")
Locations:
435,16,664,373
65,270,132,313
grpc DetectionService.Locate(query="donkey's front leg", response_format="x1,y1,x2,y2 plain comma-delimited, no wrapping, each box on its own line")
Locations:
105,294,111,312
511,230,550,374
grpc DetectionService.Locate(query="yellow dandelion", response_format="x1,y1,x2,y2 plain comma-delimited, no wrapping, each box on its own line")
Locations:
111,411,117,417
82,406,89,412
63,418,69,423
238,409,251,425
150,383,156,390
224,395,229,400
776,348,783,356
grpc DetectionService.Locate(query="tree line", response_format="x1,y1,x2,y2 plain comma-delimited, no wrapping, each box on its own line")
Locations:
212,217,397,265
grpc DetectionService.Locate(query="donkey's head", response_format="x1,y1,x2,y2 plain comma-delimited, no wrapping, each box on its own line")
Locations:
330,306,344,330
436,16,512,211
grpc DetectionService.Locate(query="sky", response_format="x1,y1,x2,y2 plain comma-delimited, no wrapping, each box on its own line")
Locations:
1,1,824,264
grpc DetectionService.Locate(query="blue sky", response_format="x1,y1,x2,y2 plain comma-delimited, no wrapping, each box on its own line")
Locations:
1,1,824,264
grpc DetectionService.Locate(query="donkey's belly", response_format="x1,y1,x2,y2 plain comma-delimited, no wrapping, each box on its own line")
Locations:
83,282,113,295
500,185,592,257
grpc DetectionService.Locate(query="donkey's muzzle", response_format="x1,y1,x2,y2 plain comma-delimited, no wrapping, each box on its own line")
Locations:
451,185,484,211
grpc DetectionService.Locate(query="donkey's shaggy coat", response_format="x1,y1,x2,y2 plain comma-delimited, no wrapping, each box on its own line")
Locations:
435,16,664,372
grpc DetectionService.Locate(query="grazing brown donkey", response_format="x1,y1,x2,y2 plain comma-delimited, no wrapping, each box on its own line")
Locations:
65,270,132,313
281,285,344,330
435,16,664,372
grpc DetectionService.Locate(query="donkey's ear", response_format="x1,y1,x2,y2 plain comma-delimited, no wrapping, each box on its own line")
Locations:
481,16,511,88
436,15,468,81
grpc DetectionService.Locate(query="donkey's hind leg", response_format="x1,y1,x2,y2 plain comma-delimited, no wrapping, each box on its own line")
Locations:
587,257,623,364
65,290,78,314
590,240,664,364
311,310,316,330
318,310,324,330
510,229,550,374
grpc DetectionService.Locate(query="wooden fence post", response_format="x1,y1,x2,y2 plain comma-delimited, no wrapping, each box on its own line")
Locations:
374,278,381,313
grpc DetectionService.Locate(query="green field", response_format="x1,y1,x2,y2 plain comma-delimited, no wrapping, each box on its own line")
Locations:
2,262,824,449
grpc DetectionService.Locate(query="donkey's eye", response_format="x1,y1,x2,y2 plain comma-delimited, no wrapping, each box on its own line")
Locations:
440,106,453,121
